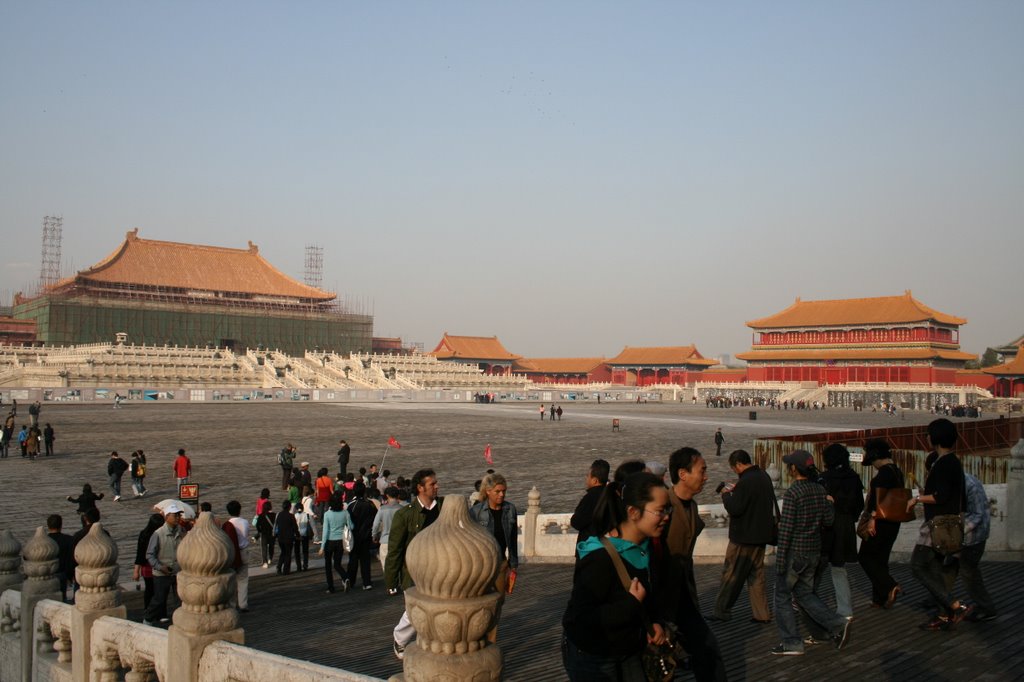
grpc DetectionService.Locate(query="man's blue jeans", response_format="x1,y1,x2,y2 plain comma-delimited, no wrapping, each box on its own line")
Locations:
774,553,846,652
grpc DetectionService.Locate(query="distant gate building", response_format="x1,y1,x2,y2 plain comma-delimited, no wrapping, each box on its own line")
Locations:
12,229,373,355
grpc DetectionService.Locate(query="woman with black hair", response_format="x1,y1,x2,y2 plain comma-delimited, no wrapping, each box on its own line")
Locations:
562,472,669,681
858,438,905,608
132,512,166,614
319,493,353,593
820,443,864,619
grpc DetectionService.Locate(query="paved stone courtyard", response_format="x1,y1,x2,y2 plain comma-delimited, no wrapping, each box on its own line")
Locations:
2,400,959,578
2,400,1017,680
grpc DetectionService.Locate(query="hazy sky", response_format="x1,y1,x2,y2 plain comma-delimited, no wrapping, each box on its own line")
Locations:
2,2,1021,359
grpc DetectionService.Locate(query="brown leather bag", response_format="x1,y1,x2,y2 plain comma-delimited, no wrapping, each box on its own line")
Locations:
875,487,914,523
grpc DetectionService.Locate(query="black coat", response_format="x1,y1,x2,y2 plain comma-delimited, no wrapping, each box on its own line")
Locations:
721,466,777,546
820,467,864,564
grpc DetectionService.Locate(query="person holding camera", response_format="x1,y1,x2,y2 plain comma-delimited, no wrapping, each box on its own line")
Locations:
711,449,776,623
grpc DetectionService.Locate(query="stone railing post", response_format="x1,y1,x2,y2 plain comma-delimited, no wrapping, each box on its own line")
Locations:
1008,439,1024,551
523,487,540,558
20,527,60,682
0,529,23,595
395,494,503,681
72,522,126,681
166,511,244,682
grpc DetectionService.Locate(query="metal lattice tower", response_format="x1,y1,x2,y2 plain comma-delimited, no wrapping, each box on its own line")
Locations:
40,215,63,290
304,244,323,289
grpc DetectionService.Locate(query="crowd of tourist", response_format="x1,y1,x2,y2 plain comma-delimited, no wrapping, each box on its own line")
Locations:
33,410,995,680
561,417,994,680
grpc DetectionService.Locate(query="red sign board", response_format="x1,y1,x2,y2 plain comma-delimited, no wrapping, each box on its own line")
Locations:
179,484,199,505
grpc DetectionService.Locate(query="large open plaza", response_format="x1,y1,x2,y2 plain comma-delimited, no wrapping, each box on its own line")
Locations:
3,401,1016,680
2,399,957,571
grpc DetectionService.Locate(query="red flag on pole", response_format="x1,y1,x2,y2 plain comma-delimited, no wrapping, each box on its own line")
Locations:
388,436,401,449
484,444,493,465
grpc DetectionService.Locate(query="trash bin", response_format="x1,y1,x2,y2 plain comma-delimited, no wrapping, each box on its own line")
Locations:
749,411,757,421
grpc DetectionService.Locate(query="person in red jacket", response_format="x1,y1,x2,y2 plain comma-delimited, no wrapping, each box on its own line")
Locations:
173,448,192,486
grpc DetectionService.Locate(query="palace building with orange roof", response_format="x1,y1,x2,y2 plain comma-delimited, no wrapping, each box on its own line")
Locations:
606,345,718,386
982,343,1024,397
736,291,975,386
11,229,373,355
430,333,521,375
512,357,612,384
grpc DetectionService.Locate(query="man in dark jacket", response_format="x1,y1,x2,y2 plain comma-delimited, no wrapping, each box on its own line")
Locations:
107,451,129,501
346,482,378,590
712,449,776,623
337,439,351,477
274,500,300,575
384,468,442,660
47,514,75,602
569,459,610,560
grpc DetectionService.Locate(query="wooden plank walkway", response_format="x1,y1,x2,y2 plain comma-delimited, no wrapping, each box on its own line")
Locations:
121,557,1024,681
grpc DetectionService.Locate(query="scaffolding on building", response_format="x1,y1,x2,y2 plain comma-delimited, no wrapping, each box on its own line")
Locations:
40,216,63,292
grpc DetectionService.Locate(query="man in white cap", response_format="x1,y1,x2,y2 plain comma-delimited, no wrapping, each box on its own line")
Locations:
144,502,184,626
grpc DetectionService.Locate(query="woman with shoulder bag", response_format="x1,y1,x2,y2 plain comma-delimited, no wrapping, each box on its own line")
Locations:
857,439,904,608
562,472,670,681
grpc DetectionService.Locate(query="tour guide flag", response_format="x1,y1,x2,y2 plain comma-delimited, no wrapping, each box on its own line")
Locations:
484,444,493,465
388,436,401,449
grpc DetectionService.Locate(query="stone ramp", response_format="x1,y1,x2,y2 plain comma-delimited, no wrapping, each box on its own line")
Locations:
120,558,1024,681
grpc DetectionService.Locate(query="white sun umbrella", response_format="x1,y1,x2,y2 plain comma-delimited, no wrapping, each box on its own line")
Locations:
152,499,197,519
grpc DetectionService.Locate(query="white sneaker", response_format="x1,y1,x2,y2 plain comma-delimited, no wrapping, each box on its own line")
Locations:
114,496,121,501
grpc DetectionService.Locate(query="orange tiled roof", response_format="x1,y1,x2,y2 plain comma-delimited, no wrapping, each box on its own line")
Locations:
607,346,717,367
736,348,977,362
64,229,334,301
431,333,520,361
984,344,1024,376
514,357,607,374
746,291,966,329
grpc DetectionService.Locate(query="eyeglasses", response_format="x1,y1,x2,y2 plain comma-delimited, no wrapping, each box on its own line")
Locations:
642,507,672,519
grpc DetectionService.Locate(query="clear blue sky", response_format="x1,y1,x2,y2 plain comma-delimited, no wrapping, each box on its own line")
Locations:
2,2,1021,359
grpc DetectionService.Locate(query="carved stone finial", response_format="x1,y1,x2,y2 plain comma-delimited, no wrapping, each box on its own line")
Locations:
402,495,502,681
173,511,238,635
74,523,120,611
527,487,541,509
22,527,59,582
0,529,22,592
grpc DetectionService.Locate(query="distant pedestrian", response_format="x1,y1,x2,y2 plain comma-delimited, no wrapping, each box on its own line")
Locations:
556,405,563,421
28,400,41,427
26,425,41,460
67,483,104,514
319,494,353,593
18,425,28,457
173,448,191,487
714,428,724,457
372,486,407,574
43,423,55,456
255,499,276,568
132,513,165,613
550,404,556,421
278,443,296,491
337,439,351,477
107,451,129,501
293,501,313,571
223,501,252,612
274,500,299,575
540,404,545,420
346,482,378,590
130,450,147,497
47,514,75,603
